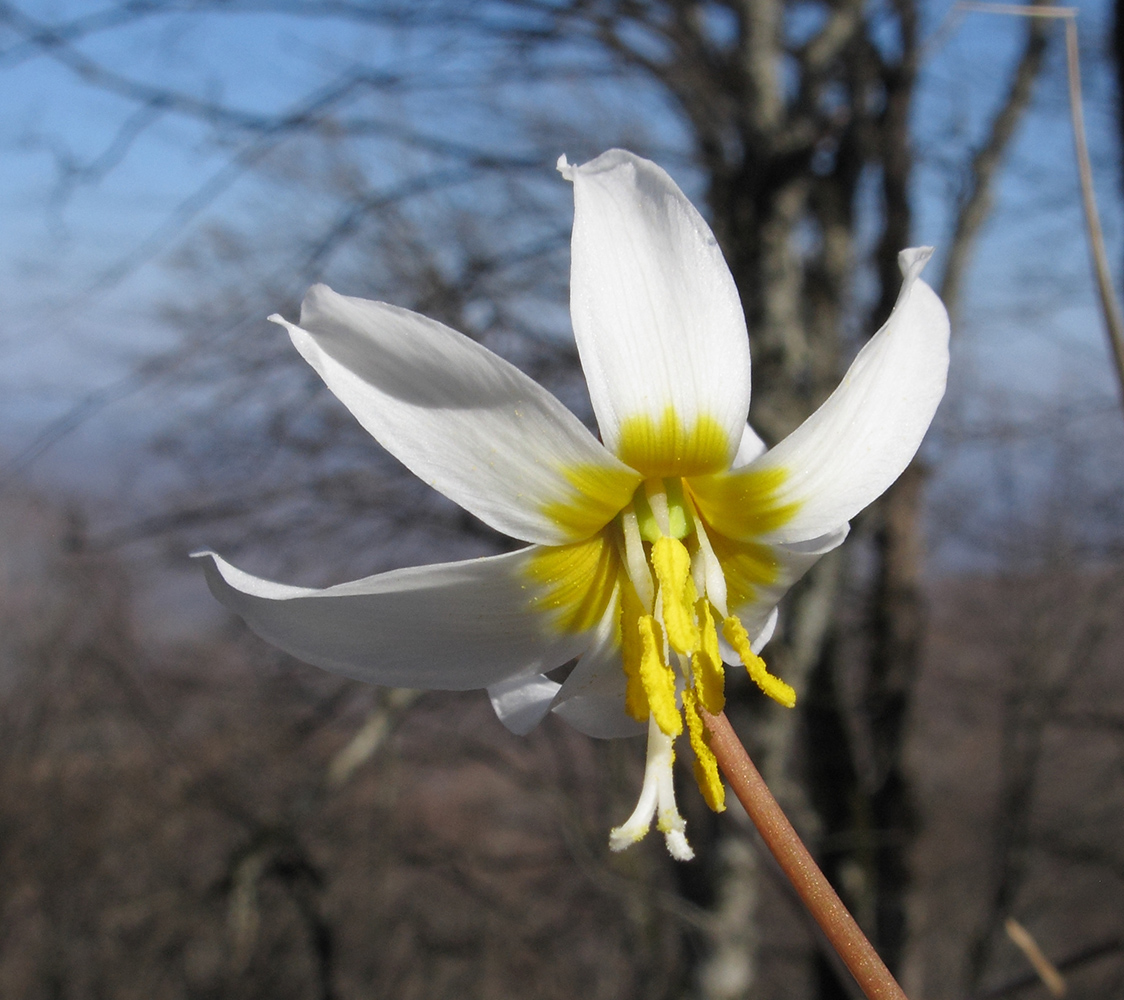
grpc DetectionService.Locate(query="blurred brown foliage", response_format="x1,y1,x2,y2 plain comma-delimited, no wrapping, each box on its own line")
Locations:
0,480,1122,1000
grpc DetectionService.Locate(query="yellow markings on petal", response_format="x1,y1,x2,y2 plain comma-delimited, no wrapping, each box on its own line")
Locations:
722,616,796,709
541,462,641,541
682,688,725,812
651,536,700,655
526,533,619,633
705,531,781,610
687,465,801,541
691,599,725,715
638,615,682,737
616,409,732,477
620,582,650,723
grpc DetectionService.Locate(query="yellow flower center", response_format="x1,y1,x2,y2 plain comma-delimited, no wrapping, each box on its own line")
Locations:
528,412,801,857
613,479,795,817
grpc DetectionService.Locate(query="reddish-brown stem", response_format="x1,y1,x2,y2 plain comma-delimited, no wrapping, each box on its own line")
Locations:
702,709,910,1000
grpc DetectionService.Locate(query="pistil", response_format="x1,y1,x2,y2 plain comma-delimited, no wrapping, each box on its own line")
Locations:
609,715,692,861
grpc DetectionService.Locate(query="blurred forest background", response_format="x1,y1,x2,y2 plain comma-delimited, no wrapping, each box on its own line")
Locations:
2,1,1124,998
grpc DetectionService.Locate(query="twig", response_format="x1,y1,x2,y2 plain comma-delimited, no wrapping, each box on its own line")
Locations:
1063,17,1124,405
938,0,1051,321
977,937,1122,998
1004,918,1067,997
702,709,909,1000
944,2,1124,410
953,3,1075,15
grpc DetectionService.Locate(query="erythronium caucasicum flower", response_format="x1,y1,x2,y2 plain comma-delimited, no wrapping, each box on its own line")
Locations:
197,149,949,860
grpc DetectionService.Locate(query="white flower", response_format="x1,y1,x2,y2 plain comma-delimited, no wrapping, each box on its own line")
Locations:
196,150,949,860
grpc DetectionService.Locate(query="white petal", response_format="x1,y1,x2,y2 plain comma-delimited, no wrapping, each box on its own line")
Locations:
561,150,751,469
553,692,643,740
195,548,592,690
721,527,849,656
273,286,640,546
488,673,561,735
551,602,645,739
697,248,949,543
751,606,779,653
733,422,768,467
778,525,851,556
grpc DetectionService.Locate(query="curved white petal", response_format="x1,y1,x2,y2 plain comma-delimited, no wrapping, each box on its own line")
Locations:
488,673,562,735
551,600,645,739
713,527,849,661
195,548,593,690
752,606,779,653
694,248,949,543
273,286,640,546
733,422,768,467
561,150,751,471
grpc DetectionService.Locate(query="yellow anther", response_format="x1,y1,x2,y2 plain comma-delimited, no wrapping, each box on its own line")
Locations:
691,599,725,715
638,615,682,737
683,688,725,812
651,536,700,655
722,616,796,708
620,584,649,722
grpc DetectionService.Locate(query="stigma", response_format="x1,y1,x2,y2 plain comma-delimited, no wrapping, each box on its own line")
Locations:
609,478,795,858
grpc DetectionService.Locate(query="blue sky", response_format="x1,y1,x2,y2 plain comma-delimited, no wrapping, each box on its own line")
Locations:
1,0,1122,553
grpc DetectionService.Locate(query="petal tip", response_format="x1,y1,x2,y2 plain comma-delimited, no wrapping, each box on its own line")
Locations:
564,148,641,183
300,283,339,321
899,246,934,280
575,148,635,175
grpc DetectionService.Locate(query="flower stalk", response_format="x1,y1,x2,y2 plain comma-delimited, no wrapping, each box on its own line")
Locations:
701,708,910,1000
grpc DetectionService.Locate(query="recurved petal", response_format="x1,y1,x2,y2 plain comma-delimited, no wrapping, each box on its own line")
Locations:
693,248,949,543
272,286,640,546
195,547,592,690
715,527,849,661
488,673,562,735
751,607,779,654
560,150,751,473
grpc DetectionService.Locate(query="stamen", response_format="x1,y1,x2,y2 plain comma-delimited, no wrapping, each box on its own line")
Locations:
638,615,682,736
619,506,654,610
651,536,700,655
619,585,650,722
682,490,728,618
722,617,796,708
689,543,707,599
691,599,725,714
683,688,725,812
610,716,694,860
644,479,671,536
